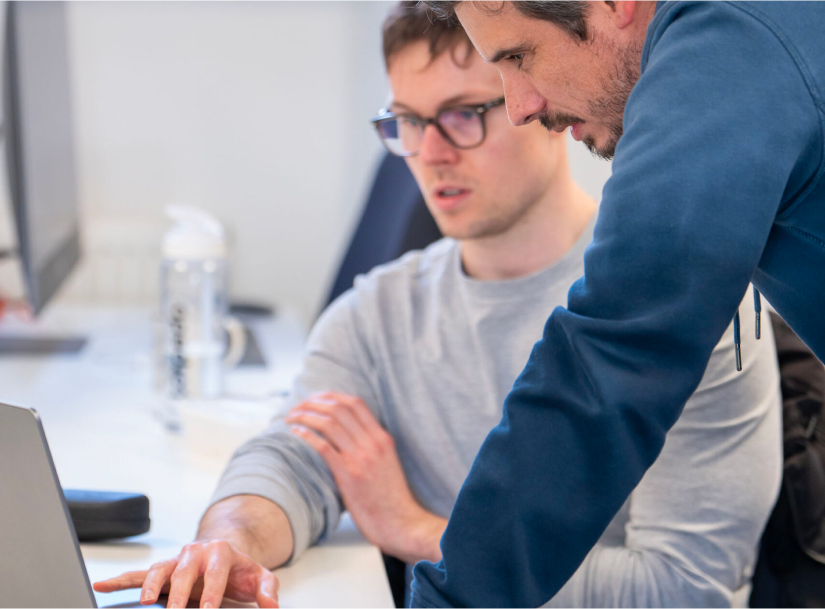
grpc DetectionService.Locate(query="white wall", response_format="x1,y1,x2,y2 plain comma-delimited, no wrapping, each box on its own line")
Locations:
62,1,392,324
58,1,610,326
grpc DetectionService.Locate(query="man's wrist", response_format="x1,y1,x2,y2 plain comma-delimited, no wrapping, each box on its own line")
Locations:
412,511,447,563
196,495,294,568
392,507,447,564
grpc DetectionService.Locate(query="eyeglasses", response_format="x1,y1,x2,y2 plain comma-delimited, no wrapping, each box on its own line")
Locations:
370,97,505,158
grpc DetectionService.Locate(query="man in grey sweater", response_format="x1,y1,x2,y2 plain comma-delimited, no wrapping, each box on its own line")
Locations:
96,4,781,608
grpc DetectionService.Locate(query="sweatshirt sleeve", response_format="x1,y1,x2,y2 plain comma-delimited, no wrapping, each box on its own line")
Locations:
210,289,382,563
411,3,820,607
546,292,783,607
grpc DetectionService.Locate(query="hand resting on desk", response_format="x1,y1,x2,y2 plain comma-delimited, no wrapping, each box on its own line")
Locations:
95,390,446,607
94,495,292,608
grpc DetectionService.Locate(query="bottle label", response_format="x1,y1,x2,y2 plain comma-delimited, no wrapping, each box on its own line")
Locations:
169,303,187,398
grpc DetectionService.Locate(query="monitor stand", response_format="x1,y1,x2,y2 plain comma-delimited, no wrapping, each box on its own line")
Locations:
0,335,87,355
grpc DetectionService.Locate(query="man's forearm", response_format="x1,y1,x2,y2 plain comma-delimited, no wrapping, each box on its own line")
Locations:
196,494,295,570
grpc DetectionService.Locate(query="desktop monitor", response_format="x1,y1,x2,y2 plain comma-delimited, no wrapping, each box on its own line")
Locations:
3,1,80,315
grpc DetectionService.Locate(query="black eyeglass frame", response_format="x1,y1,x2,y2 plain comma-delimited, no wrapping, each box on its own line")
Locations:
370,96,506,157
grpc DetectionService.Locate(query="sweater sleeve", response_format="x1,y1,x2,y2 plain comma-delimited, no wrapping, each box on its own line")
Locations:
210,289,382,563
411,3,820,607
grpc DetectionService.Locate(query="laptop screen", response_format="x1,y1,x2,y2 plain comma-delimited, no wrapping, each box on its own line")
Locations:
0,403,96,608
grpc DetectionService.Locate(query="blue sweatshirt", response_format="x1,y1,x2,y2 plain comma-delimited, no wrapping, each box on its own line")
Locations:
410,2,825,607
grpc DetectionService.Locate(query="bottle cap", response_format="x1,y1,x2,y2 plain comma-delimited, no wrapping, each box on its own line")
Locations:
163,204,227,260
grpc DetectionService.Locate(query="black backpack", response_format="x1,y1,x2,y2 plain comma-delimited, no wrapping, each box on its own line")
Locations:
750,313,825,608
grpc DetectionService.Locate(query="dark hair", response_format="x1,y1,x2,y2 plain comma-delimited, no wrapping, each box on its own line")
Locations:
382,1,476,69
426,1,591,42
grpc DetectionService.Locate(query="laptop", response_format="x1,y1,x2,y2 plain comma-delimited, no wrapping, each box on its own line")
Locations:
0,402,163,608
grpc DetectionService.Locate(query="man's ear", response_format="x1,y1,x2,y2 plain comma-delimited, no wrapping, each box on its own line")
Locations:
602,1,637,29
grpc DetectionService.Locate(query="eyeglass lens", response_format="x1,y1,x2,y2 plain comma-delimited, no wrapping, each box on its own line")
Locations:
377,108,484,156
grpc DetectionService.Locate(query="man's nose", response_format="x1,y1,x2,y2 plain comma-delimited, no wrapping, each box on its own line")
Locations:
502,73,545,127
418,124,459,165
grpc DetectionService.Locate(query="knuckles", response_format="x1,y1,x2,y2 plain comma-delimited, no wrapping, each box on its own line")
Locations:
204,539,232,555
316,440,335,457
181,541,204,554
375,431,395,453
346,463,367,482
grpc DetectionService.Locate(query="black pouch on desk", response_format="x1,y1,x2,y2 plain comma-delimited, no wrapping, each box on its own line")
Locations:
63,489,151,542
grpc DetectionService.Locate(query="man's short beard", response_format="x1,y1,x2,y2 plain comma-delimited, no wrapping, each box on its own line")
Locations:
537,38,642,161
585,38,643,160
583,95,626,160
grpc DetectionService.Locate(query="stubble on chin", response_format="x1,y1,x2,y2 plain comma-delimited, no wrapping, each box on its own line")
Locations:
436,196,542,242
585,38,643,161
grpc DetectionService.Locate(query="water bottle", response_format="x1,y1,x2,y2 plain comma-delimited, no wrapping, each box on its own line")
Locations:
159,205,245,431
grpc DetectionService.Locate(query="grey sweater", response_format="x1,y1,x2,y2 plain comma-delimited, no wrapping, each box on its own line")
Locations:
212,224,782,607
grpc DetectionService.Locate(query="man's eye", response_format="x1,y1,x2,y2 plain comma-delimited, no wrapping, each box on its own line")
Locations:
508,53,525,68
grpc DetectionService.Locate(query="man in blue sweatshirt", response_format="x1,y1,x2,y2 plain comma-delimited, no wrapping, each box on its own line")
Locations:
411,1,825,607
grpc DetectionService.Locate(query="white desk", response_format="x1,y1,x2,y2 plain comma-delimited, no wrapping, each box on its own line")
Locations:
0,305,394,608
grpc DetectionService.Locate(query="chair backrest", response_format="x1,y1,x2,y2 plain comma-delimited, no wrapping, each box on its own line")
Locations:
324,153,442,308
749,313,825,607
